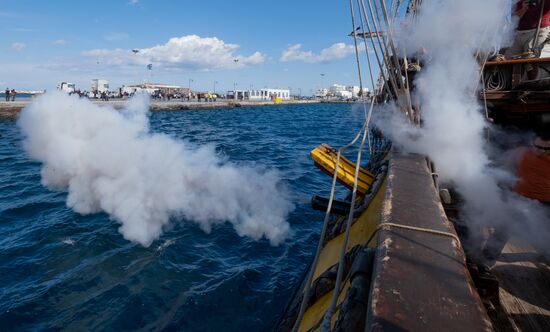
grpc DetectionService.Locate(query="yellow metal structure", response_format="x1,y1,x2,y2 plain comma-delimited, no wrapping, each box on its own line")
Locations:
310,144,374,195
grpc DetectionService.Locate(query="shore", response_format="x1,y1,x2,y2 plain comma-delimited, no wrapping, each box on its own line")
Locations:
0,99,322,120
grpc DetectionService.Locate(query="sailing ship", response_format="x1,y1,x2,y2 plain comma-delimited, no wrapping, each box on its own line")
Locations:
277,0,550,331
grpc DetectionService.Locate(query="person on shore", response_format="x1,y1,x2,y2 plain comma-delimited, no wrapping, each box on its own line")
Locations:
507,0,550,58
4,88,9,102
10,89,16,101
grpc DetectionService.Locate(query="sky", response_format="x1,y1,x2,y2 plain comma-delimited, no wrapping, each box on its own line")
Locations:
0,0,370,95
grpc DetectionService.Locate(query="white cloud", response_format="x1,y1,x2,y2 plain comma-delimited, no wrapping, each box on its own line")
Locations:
83,35,265,70
11,42,26,52
280,43,357,63
53,39,67,45
128,0,139,5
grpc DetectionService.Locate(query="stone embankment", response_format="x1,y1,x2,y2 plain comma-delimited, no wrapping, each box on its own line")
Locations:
0,99,320,120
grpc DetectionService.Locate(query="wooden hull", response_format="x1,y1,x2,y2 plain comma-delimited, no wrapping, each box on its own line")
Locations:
277,152,493,331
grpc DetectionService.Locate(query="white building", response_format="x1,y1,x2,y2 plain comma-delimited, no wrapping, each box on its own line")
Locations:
338,90,354,99
228,88,291,101
346,86,370,98
328,84,352,99
122,83,188,95
91,79,109,93
121,86,157,95
329,84,347,94
326,84,370,99
315,88,328,98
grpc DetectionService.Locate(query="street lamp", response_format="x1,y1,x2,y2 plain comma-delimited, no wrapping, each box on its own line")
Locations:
233,82,237,100
188,78,193,99
131,49,140,86
213,80,218,94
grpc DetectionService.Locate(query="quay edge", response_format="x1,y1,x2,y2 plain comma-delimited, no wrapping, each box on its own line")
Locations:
0,99,323,120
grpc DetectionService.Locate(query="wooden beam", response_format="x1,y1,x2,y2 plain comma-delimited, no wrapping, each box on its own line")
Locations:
485,57,550,66
366,153,493,332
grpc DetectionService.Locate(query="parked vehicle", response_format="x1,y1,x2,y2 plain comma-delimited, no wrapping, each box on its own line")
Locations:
56,82,76,94
91,79,109,94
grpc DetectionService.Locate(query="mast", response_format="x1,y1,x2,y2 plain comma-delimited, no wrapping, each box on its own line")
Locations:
351,0,420,123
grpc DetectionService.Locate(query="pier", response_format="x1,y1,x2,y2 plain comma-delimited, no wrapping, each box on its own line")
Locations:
0,99,321,120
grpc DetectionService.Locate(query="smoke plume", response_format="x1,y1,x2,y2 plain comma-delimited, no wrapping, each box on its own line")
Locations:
18,92,294,246
373,0,550,253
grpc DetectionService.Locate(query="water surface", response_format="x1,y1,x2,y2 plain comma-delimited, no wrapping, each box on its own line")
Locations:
0,103,364,331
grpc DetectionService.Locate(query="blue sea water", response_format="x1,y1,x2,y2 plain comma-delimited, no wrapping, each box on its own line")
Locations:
0,103,365,331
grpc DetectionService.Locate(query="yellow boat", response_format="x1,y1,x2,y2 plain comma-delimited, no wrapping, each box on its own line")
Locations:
310,144,374,195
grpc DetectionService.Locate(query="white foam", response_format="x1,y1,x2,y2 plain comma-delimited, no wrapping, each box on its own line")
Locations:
62,238,75,245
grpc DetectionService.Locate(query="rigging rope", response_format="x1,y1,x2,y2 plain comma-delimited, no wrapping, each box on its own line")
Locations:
365,222,462,250
292,1,419,330
320,121,369,332
323,1,402,330
291,122,370,332
365,0,402,96
356,0,377,92
358,0,395,97
349,0,373,154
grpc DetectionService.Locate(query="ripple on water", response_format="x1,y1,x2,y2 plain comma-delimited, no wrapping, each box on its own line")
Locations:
0,103,365,331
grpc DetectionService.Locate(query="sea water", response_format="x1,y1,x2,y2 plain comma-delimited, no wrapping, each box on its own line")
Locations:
0,103,365,331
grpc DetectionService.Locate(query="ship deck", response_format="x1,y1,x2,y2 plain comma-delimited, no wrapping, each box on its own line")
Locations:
491,239,550,331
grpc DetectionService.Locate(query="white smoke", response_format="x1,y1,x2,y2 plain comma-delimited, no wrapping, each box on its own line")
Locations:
18,92,294,246
373,0,550,253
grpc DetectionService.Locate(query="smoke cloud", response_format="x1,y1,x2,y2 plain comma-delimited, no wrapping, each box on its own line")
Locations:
373,0,550,253
18,92,294,246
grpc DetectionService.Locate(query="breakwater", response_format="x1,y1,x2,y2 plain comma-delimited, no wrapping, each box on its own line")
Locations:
0,99,321,120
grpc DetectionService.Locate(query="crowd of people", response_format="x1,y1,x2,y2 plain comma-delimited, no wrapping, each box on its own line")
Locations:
62,88,222,102
150,91,220,102
4,88,17,101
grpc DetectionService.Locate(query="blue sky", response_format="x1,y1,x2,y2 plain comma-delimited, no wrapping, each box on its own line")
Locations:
0,0,369,94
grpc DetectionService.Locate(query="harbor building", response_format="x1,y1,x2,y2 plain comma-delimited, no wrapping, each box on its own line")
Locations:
347,85,370,98
122,83,189,95
227,88,291,101
315,88,328,98
316,84,370,100
329,84,353,99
